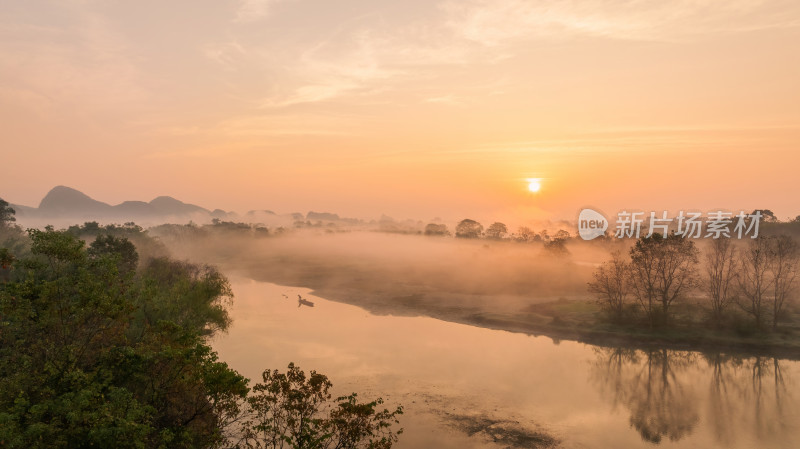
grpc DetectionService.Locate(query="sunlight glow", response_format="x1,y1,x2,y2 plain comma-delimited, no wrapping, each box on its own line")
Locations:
527,179,541,193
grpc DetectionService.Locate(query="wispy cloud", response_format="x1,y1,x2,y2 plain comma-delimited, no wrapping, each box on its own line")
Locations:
0,4,149,118
235,0,283,22
442,0,800,44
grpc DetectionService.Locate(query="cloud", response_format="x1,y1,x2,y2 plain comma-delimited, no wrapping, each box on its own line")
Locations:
442,0,800,45
0,5,148,117
235,0,285,22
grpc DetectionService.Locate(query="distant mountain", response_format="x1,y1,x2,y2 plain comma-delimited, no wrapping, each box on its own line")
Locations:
38,186,112,215
11,186,218,225
6,186,358,228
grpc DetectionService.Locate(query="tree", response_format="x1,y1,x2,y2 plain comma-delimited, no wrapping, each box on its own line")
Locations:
554,230,571,240
239,363,403,449
0,248,13,269
753,209,778,223
737,236,772,328
0,198,15,227
544,238,570,257
515,226,535,243
88,233,139,276
455,219,483,239
628,233,699,326
704,238,738,325
767,235,799,330
485,222,508,240
588,251,629,322
0,248,13,283
0,229,404,448
423,223,450,236
0,229,249,448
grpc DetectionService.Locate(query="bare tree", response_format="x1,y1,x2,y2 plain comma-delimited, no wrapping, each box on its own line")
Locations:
588,251,630,322
704,238,738,324
628,233,699,326
737,236,772,328
768,235,799,330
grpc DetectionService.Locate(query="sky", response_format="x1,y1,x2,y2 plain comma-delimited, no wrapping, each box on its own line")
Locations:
1,0,799,224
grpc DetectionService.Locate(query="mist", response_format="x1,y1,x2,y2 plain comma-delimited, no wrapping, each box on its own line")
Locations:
150,226,619,327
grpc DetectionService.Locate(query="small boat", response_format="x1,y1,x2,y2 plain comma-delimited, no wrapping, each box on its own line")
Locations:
297,296,315,308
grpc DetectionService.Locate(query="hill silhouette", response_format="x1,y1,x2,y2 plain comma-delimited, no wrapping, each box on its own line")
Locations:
12,186,215,224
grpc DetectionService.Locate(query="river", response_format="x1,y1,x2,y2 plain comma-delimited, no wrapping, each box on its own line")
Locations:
212,278,800,449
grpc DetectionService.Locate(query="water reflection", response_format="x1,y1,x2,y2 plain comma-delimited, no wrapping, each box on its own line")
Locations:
592,347,796,446
591,348,698,443
216,280,800,448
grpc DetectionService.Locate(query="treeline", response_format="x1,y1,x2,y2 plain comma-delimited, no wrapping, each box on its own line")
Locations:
589,232,799,333
425,219,572,243
0,199,402,448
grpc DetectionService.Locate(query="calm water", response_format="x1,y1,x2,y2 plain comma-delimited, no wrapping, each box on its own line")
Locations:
212,279,800,449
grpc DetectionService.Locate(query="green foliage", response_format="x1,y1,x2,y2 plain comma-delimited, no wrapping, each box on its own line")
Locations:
0,228,403,448
136,258,233,335
0,198,16,226
0,229,249,449
238,363,403,449
89,234,139,275
67,221,168,262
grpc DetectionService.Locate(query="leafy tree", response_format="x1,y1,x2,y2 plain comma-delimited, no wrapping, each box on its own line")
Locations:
239,363,403,449
628,233,699,326
68,221,167,261
0,229,249,448
423,223,450,236
485,222,508,240
136,257,234,335
753,209,778,223
0,198,16,226
89,233,139,275
544,238,570,257
0,228,404,449
455,219,483,239
554,230,571,240
0,248,13,269
0,200,23,271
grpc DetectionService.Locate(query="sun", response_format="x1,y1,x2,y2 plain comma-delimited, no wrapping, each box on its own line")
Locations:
527,179,541,193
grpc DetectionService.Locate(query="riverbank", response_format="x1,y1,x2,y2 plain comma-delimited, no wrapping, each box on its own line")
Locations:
230,263,800,360
309,286,800,360
155,231,800,359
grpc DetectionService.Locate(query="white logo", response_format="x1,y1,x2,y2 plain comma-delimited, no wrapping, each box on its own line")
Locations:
578,208,608,240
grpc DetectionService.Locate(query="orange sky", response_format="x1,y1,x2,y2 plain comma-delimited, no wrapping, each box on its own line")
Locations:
2,0,799,223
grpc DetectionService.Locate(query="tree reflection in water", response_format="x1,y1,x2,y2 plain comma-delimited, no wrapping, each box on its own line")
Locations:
591,347,795,446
